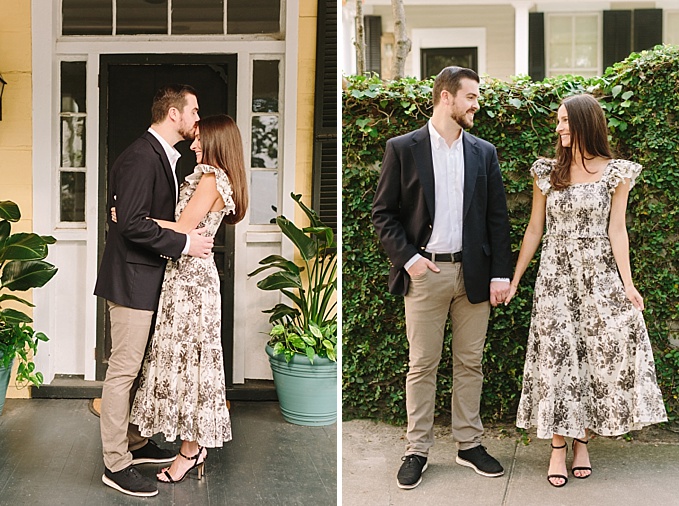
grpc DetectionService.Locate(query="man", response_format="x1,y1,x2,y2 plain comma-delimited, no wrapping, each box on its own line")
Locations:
94,84,214,497
372,67,512,490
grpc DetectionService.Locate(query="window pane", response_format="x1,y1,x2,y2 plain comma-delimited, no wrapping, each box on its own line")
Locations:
61,62,87,113
251,116,279,168
173,0,223,34
117,0,167,35
61,117,86,168
574,43,596,68
62,0,112,35
253,60,279,112
575,16,597,42
227,0,280,34
550,16,572,44
550,44,571,69
60,171,86,222
250,171,278,224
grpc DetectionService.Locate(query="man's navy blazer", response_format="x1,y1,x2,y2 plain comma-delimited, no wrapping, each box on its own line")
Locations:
372,124,512,303
94,131,187,311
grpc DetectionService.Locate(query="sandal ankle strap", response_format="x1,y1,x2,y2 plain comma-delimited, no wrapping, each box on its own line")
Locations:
178,446,205,461
550,442,567,449
573,438,589,445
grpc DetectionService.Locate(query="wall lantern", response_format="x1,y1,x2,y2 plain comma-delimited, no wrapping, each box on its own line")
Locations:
0,74,6,121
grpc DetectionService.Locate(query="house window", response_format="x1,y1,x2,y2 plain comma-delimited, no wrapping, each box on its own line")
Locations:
250,59,281,225
59,61,87,225
61,0,281,35
546,13,600,77
666,12,679,45
420,47,478,80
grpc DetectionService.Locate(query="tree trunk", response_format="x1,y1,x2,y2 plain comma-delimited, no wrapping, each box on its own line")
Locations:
354,0,366,75
391,0,411,79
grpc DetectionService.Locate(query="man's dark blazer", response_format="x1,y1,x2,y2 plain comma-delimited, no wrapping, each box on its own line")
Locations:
94,131,187,311
372,124,512,303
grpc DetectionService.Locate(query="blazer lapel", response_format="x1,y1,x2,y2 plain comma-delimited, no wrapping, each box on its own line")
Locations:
410,125,435,221
143,131,177,202
462,132,479,220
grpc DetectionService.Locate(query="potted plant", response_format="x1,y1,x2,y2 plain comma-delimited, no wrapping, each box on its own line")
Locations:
0,200,57,414
248,193,337,426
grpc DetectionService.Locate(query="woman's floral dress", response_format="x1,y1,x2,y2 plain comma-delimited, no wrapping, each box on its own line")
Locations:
131,164,234,448
515,158,667,439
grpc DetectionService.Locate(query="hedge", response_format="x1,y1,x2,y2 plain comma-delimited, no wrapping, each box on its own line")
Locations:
342,45,679,427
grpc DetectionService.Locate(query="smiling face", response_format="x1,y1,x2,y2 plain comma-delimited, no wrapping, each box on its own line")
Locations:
443,77,480,129
190,125,202,163
556,105,571,148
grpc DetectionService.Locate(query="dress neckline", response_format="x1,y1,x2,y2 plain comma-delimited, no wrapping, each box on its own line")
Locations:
569,159,612,186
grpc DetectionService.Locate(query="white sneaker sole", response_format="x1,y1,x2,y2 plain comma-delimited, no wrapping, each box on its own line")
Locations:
131,455,177,465
102,474,159,497
396,462,428,489
455,456,504,477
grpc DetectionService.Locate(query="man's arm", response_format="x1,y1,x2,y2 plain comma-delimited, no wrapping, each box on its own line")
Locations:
486,146,513,280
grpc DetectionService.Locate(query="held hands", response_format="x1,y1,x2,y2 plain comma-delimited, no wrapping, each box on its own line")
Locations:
504,283,519,306
406,257,440,277
187,227,214,259
490,280,510,307
625,285,644,311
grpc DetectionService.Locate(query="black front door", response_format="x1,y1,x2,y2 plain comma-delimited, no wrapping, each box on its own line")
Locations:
96,54,237,389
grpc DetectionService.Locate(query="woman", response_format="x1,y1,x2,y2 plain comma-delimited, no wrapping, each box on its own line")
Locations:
505,94,667,487
129,114,248,483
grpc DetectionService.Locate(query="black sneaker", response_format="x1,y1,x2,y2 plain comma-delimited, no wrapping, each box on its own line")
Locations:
396,454,428,489
102,465,158,497
456,445,504,477
131,439,176,465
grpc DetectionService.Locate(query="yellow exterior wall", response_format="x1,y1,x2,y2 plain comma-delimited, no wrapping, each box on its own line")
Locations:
0,0,33,400
295,0,318,227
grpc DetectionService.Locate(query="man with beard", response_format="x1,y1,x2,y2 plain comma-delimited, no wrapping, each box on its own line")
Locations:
94,84,214,497
372,67,513,489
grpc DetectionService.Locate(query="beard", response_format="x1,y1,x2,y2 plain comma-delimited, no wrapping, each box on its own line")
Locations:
178,121,197,141
451,109,474,130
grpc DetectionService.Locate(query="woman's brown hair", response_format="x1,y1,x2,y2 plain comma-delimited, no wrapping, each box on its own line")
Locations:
198,114,249,224
551,94,613,190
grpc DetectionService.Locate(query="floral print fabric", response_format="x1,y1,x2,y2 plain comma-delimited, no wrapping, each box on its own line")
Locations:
131,164,235,447
516,158,667,439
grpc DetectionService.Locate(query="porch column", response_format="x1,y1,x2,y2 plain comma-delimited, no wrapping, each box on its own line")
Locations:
512,2,534,76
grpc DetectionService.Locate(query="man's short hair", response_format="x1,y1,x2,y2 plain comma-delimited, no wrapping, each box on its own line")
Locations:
151,84,198,123
432,67,480,106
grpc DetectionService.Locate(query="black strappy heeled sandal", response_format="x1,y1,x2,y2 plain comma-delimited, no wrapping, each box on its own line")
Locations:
157,446,206,483
547,442,569,488
572,438,592,479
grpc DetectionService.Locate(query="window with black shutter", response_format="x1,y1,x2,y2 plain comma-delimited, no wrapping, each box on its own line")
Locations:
364,15,382,75
312,0,337,232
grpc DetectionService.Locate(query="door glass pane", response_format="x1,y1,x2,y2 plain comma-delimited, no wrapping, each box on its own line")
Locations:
173,0,223,34
60,171,86,222
61,117,86,168
61,62,87,113
227,0,280,34
253,60,279,112
62,0,112,35
420,47,477,79
117,0,167,35
250,171,278,224
251,116,279,168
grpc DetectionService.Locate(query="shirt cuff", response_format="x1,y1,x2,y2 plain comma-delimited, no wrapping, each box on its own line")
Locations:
404,254,423,271
181,234,190,255
491,278,510,283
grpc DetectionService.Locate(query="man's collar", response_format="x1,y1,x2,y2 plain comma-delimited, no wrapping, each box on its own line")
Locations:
428,120,464,150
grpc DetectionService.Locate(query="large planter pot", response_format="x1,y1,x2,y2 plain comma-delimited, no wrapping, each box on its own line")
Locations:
0,355,14,416
266,344,337,426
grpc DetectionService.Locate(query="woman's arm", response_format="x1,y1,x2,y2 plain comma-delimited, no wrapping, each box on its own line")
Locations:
505,178,547,304
608,179,644,310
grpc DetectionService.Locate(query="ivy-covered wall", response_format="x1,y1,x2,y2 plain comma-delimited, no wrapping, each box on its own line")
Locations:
342,45,679,426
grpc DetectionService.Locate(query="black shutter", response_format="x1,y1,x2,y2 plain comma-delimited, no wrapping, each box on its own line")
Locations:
529,12,545,81
603,10,632,70
312,0,337,232
633,9,663,52
364,15,382,75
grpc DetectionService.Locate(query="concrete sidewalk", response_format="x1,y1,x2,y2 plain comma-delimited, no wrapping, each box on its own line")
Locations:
342,419,679,506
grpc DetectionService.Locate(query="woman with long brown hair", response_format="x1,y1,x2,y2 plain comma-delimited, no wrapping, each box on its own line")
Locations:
128,114,248,484
505,94,666,487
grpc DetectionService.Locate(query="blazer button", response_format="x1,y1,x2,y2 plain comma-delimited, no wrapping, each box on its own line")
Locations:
420,246,425,250
429,224,432,229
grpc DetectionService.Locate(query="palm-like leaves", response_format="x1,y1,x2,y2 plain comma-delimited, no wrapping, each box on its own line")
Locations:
0,201,57,386
248,194,337,363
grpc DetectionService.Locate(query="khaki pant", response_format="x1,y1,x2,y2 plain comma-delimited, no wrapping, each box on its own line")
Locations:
100,301,154,472
404,262,490,456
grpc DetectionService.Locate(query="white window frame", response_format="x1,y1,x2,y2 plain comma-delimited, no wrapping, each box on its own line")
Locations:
545,12,603,77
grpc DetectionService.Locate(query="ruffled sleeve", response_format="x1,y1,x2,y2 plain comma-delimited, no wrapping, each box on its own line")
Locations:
195,163,237,216
606,159,642,193
530,158,555,195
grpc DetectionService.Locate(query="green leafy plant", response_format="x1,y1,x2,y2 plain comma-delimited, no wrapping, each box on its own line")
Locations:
0,201,57,387
249,193,337,363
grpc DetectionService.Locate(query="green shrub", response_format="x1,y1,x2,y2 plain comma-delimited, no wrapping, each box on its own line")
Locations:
342,45,679,426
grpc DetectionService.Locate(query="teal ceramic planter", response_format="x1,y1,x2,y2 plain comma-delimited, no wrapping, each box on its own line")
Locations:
0,356,14,415
266,344,337,426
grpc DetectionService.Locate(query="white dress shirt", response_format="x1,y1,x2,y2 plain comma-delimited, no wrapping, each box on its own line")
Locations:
147,127,190,254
